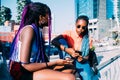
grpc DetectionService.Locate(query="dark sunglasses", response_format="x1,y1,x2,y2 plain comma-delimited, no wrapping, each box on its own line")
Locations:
76,25,86,30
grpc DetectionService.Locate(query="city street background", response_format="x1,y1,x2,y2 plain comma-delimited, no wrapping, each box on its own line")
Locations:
0,0,120,80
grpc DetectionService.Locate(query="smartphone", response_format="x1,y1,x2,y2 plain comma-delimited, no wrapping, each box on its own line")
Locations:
75,50,82,55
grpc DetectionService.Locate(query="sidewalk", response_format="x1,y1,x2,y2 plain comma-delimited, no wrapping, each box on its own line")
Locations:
95,45,120,65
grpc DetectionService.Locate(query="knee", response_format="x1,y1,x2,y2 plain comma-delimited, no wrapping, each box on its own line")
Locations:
64,74,75,80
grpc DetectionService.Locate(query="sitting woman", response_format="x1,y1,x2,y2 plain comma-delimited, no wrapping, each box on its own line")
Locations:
9,2,75,80
52,15,99,80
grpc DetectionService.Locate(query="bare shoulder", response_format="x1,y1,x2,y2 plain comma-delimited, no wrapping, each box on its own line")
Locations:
22,25,34,34
23,25,34,32
20,25,34,41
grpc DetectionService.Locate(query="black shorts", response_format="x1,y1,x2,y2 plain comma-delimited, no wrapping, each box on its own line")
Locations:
21,64,33,80
10,61,33,80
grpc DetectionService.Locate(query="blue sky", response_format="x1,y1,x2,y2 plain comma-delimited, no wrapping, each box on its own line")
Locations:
1,0,76,34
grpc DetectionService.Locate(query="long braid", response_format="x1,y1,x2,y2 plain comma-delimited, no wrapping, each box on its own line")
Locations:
9,5,30,58
9,2,51,63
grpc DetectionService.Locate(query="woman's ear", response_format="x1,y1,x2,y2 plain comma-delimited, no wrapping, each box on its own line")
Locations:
39,15,42,21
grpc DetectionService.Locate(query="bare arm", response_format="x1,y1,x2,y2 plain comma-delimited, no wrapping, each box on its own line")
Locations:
19,26,72,72
52,35,80,58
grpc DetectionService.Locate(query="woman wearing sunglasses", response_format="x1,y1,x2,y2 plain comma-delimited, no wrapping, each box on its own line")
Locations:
52,15,98,80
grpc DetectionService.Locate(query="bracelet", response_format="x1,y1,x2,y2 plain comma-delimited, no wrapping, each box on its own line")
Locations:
63,47,66,51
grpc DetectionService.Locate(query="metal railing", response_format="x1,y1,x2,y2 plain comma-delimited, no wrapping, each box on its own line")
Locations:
97,54,120,80
97,54,120,70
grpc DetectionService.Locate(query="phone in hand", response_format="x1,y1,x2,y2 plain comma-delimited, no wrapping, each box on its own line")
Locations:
75,51,82,55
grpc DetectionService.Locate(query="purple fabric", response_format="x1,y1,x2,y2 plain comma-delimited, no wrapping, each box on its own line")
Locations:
31,24,45,62
10,24,47,63
47,16,52,56
9,5,29,59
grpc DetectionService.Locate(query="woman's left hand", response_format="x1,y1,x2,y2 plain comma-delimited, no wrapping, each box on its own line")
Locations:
55,59,73,66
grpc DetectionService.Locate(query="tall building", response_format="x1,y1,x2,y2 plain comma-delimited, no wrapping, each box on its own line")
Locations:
93,0,99,18
98,0,117,39
75,0,114,20
106,0,114,19
75,0,116,40
114,0,120,26
75,0,99,19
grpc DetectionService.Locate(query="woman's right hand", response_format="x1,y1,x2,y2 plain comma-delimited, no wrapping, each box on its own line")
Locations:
65,48,79,58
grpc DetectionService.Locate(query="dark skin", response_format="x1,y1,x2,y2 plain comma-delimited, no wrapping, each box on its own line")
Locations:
60,19,89,62
19,14,75,80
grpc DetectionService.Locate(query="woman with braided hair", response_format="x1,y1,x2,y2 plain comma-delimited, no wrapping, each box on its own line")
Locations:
9,2,75,80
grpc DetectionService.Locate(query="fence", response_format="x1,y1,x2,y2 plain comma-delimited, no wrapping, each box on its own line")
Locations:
97,54,120,80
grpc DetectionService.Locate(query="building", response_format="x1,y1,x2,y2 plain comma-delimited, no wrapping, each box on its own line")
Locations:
113,0,120,26
75,0,98,19
106,0,114,19
75,0,117,40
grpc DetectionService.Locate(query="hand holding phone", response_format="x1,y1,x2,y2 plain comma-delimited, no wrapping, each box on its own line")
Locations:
75,50,82,55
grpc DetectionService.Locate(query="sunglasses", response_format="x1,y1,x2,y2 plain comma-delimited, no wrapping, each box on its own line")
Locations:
76,25,86,30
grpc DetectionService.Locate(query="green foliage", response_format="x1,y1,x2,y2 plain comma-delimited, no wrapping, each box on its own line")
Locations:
16,0,31,24
0,6,12,25
90,46,95,51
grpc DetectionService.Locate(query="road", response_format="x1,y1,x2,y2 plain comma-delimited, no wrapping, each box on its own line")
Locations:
50,45,120,64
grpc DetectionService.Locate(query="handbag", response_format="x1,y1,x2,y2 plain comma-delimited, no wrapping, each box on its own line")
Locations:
88,50,98,74
88,50,98,67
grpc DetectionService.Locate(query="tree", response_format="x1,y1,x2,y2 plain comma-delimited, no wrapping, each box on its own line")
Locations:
16,0,31,24
0,6,12,25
